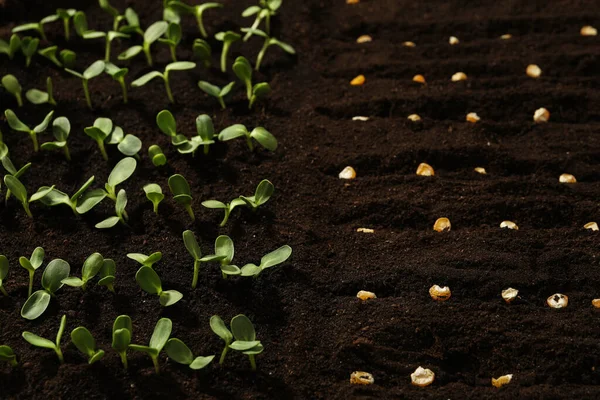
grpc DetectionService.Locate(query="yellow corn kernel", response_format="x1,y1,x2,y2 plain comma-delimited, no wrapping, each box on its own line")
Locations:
559,173,576,183
526,64,542,78
413,74,426,84
500,34,512,40
581,26,598,36
416,163,434,176
502,288,518,303
429,285,451,301
584,222,599,231
356,290,376,300
339,166,356,180
350,75,365,86
402,41,416,47
451,72,467,82
466,112,480,123
492,374,513,388
356,35,372,43
411,367,435,387
533,108,550,123
407,114,421,122
350,371,374,385
449,36,460,45
474,167,487,174
356,228,374,233
500,220,518,230
433,217,451,232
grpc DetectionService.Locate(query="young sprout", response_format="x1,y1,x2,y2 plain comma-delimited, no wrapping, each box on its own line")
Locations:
38,46,62,67
433,217,451,232
219,314,263,370
112,315,132,368
4,109,53,152
241,28,295,71
71,327,105,364
163,0,182,24
144,183,164,213
212,235,239,277
60,49,76,68
179,114,218,156
202,198,246,227
169,174,195,220
98,259,116,292
83,30,130,61
156,109,187,147
148,145,167,166
158,22,182,62
0,34,21,60
119,8,143,36
239,179,274,211
73,11,88,37
170,1,223,37
240,245,292,277
242,0,281,40
12,14,59,41
198,81,235,109
57,8,77,40
20,36,40,67
127,252,162,268
98,0,124,31
21,259,70,320
233,56,253,98
118,21,169,66
61,252,104,290
2,74,23,106
95,189,128,228
129,318,172,373
0,345,17,367
104,157,137,200
0,255,9,296
218,124,277,152
182,230,226,288
3,175,55,217
429,285,451,301
84,117,114,160
107,126,142,157
136,266,183,307
192,39,211,67
165,338,215,370
249,82,271,109
41,116,71,160
36,176,99,214
22,315,67,364
65,60,106,109
131,61,196,103
215,31,241,72
0,144,31,203
209,315,232,365
26,77,57,106
19,247,44,297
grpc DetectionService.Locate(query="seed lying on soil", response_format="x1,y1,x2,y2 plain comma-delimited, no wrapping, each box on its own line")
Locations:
466,112,480,123
411,367,435,387
350,371,374,385
350,75,365,86
433,217,451,232
356,228,374,233
407,114,421,122
500,34,512,39
346,0,360,4
502,288,519,303
402,41,416,47
592,299,600,308
451,72,467,81
339,166,356,180
492,374,513,388
500,220,518,230
474,167,487,174
533,108,550,123
449,36,460,45
429,285,451,301
413,74,426,84
559,173,576,183
416,163,435,176
580,26,598,36
356,290,376,300
547,293,568,308
356,35,372,43
584,222,599,231
352,116,369,121
526,64,542,78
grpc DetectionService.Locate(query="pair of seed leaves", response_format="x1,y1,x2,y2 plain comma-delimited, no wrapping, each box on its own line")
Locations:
157,110,217,155
85,117,142,159
211,314,262,368
135,263,182,306
0,345,17,366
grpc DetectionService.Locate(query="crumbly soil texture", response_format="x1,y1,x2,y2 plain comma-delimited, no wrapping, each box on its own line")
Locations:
1,0,600,399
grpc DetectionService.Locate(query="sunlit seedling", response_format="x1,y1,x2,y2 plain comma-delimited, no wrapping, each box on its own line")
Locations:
83,29,130,62
0,143,31,203
198,80,235,109
180,114,218,155
4,175,54,217
218,124,277,152
0,34,22,60
350,371,374,385
492,374,513,388
156,110,188,147
411,366,435,387
61,252,104,290
183,230,226,288
4,109,53,151
57,8,77,40
148,145,167,166
65,60,106,109
192,39,211,67
239,179,274,211
240,245,292,277
40,116,71,160
20,36,39,67
131,61,196,103
233,56,271,108
118,21,169,66
212,235,239,278
19,247,44,297
22,315,66,364
36,176,100,214
169,174,195,220
242,0,280,40
71,327,105,364
135,266,183,307
158,22,182,62
107,126,142,157
215,31,241,72
356,227,374,233
12,14,59,41
84,117,115,160
171,1,223,37
98,259,116,293
21,259,70,320
112,315,132,368
202,198,246,227
38,46,63,67
73,11,89,37
0,345,17,366
119,8,144,36
103,157,137,201
2,74,23,106
165,338,215,370
127,252,162,268
211,314,263,370
95,189,128,228
129,318,172,373
242,28,295,71
144,184,164,213
26,77,57,106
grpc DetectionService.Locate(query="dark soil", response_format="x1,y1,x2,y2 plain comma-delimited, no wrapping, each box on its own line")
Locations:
1,0,600,399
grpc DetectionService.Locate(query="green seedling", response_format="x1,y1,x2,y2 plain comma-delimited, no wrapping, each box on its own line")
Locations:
73,11,89,37
148,145,167,166
105,62,129,103
191,114,218,154
4,109,53,152
112,315,132,368
0,346,17,366
127,252,162,268
136,267,183,308
1,74,23,107
20,36,39,67
233,53,272,108
170,1,222,37
36,176,100,214
38,46,62,67
182,230,225,288
98,259,116,292
131,61,196,103
144,183,164,213
0,143,31,203
0,34,21,60
57,8,77,40
215,31,240,72
129,318,172,373
228,314,263,370
60,49,76,68
98,0,124,31
163,0,182,24
65,60,106,109
213,235,239,277
26,77,57,106
240,245,292,277
4,175,54,217
239,179,274,211
156,110,187,147
83,30,129,61
242,0,281,40
61,252,104,290
198,80,234,109
12,14,59,41
102,157,137,201
218,124,277,152
192,39,211,67
0,255,9,296
210,315,232,364
23,315,67,364
40,116,70,159
84,117,115,160
169,174,195,220
107,126,142,157
165,338,214,370
71,327,105,364
118,21,169,66
21,259,70,320
202,198,245,227
95,189,128,228
158,22,182,62
119,8,143,36
249,82,271,109
19,247,44,297
242,28,295,71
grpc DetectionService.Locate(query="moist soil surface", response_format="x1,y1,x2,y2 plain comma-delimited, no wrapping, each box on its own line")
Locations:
1,0,600,399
